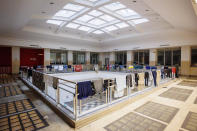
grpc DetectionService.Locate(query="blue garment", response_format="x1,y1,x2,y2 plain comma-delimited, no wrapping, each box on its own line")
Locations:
146,66,151,70
151,66,157,70
77,81,92,99
152,71,157,87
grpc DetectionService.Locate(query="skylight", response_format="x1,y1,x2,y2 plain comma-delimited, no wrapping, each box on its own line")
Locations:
100,15,116,22
93,30,104,34
66,23,80,29
132,18,149,24
88,10,103,17
78,26,92,31
76,15,94,22
104,2,126,11
88,0,100,2
88,18,106,26
55,10,76,18
63,3,85,11
116,9,140,18
104,25,118,31
115,22,129,28
46,20,63,25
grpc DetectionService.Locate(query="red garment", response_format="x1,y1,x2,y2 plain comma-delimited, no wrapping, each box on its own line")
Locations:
172,67,176,73
75,65,82,72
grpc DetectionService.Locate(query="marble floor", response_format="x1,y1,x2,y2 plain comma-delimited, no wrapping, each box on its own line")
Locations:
1,75,197,131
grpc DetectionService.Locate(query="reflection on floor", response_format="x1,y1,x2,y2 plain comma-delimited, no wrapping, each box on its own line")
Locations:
178,80,197,87
159,87,193,101
134,101,179,123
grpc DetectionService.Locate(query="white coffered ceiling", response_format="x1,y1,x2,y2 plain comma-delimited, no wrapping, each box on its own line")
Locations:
0,0,197,51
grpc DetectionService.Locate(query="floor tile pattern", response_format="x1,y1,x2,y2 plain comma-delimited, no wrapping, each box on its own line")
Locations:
105,112,166,131
159,87,193,101
134,101,179,123
182,112,197,131
0,85,23,98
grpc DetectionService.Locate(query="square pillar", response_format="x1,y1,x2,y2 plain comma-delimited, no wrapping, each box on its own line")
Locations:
149,49,157,66
109,52,115,65
86,52,90,65
12,47,20,74
44,48,50,66
181,46,191,76
68,51,73,65
127,51,134,66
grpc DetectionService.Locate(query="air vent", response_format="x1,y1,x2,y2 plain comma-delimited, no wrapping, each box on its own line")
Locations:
29,45,39,47
133,47,140,50
160,44,170,47
59,47,67,50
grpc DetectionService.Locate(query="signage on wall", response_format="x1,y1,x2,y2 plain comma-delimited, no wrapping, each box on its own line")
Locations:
30,58,37,61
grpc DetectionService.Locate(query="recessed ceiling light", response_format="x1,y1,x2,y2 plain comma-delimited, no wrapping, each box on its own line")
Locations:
133,0,136,3
50,2,54,5
41,11,46,14
46,20,63,25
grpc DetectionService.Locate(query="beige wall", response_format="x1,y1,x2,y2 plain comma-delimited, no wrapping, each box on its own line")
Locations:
181,46,191,76
12,47,20,74
149,49,157,66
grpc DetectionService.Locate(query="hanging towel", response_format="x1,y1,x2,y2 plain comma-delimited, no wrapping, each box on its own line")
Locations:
92,78,103,93
77,81,92,99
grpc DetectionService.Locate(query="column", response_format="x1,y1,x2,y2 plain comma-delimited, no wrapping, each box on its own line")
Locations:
99,52,103,66
149,49,157,66
86,51,90,65
181,46,191,76
44,48,50,66
68,50,73,65
127,50,134,66
109,52,115,65
12,47,20,74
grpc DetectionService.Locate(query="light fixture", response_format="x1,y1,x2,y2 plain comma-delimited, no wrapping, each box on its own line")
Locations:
115,22,129,28
46,20,63,25
78,26,92,31
63,3,85,11
104,25,118,31
54,10,76,18
76,15,94,22
93,30,104,34
66,23,80,29
88,18,106,26
132,18,149,24
116,9,139,17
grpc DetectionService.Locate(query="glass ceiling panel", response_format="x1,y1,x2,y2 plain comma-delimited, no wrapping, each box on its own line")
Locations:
132,18,149,24
88,18,106,26
46,20,63,25
78,26,92,31
63,3,85,11
76,15,94,22
104,2,126,11
100,15,116,22
88,10,103,17
88,0,101,3
66,23,80,29
55,10,76,18
116,9,139,18
115,22,129,28
104,25,118,31
93,30,104,34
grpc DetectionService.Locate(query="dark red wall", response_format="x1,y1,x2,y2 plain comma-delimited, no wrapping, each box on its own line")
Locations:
20,48,44,67
0,47,12,66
